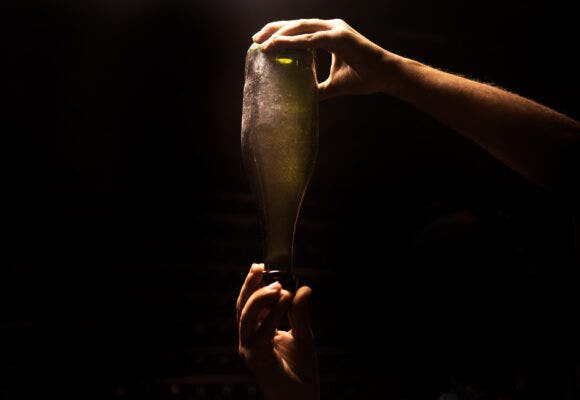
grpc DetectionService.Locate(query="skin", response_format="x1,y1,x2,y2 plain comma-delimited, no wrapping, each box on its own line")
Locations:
239,18,580,400
236,264,319,400
254,18,580,195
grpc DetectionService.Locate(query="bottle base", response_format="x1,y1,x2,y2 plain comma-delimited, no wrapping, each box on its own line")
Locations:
262,269,298,292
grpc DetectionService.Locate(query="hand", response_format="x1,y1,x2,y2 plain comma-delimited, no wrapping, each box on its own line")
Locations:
252,18,392,100
236,263,319,400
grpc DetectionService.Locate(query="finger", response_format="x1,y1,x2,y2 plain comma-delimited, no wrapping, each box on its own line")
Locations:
318,78,333,101
319,77,345,101
318,54,344,100
254,289,292,343
261,31,333,52
253,19,333,44
236,263,264,322
268,19,333,39
252,20,288,43
239,282,282,346
288,286,314,341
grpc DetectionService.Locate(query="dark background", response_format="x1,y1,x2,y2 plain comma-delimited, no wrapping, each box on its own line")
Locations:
2,0,579,399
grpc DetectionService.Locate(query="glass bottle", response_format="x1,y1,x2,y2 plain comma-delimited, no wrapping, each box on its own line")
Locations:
241,43,319,288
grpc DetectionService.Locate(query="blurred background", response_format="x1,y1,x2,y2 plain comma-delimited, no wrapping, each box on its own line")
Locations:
2,0,579,399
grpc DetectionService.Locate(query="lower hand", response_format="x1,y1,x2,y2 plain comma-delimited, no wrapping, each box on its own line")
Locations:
236,263,319,400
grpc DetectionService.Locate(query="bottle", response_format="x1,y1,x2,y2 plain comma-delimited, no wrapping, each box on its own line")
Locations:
241,43,319,288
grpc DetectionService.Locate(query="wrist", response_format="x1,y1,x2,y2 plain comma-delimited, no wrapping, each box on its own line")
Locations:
379,51,425,97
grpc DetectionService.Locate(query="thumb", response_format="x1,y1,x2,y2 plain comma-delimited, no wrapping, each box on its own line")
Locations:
319,78,346,101
288,286,314,341
318,79,336,101
317,54,344,101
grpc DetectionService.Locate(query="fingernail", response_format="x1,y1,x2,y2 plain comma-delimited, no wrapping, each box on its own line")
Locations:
250,263,263,273
266,281,281,290
251,30,261,40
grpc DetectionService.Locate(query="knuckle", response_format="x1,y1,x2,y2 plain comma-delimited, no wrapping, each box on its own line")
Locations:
265,20,283,29
280,290,291,302
333,26,350,39
332,18,346,26
304,33,315,42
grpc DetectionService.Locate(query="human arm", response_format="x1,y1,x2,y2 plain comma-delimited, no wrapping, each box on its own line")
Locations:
236,263,319,400
253,19,580,194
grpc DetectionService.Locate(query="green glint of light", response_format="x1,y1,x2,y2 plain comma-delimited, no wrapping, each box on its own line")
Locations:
276,57,294,65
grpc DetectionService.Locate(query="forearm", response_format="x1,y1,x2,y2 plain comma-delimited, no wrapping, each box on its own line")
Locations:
381,53,580,193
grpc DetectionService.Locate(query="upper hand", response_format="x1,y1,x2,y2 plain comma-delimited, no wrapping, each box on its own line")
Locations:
252,18,391,100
